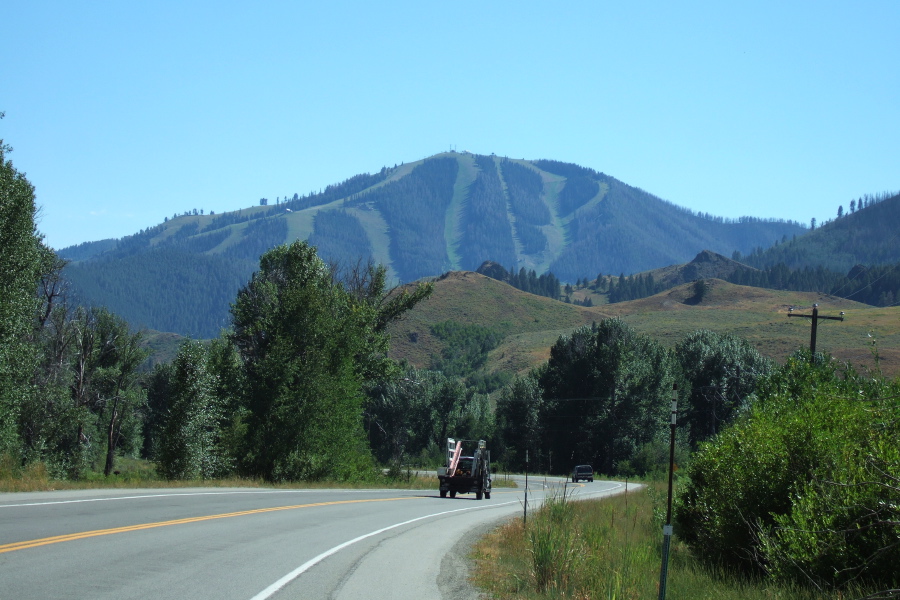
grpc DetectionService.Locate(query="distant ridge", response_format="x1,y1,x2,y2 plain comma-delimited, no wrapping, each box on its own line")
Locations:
738,190,900,272
643,249,758,288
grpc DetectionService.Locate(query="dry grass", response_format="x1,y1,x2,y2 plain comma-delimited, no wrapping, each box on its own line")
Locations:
387,271,604,370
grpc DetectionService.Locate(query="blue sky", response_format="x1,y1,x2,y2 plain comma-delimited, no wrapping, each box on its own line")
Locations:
3,1,898,251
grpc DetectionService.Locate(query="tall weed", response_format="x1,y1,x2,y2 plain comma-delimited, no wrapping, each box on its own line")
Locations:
528,487,579,591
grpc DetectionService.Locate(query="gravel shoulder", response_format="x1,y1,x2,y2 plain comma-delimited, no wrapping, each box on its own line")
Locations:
438,513,511,600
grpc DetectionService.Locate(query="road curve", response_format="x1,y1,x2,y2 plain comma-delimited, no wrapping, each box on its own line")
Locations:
0,478,635,599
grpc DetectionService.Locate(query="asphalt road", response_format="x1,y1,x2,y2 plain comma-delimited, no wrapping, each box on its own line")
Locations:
0,477,634,599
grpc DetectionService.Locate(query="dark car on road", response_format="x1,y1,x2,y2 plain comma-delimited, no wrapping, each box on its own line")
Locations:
571,464,593,482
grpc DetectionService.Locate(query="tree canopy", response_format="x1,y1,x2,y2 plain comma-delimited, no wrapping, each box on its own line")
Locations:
0,126,46,456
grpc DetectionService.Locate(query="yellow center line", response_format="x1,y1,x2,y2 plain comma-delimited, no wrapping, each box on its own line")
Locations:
0,495,426,555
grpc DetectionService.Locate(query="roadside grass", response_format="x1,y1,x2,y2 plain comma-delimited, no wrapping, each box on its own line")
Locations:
490,472,519,488
0,456,518,493
470,482,875,599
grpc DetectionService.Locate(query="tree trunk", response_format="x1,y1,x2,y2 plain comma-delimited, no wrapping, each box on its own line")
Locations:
104,398,119,476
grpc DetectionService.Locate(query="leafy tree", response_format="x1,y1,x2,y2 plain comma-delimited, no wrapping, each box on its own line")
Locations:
82,308,147,476
229,241,430,481
364,368,494,468
538,319,679,474
230,241,370,480
0,123,43,456
20,307,81,474
20,304,146,477
143,361,174,460
156,339,238,479
675,330,772,447
495,374,544,471
336,257,434,381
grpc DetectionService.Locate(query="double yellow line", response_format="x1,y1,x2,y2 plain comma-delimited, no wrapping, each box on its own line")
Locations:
0,495,424,555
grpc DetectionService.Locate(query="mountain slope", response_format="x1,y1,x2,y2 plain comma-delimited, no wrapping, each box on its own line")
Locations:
739,191,900,272
59,152,807,337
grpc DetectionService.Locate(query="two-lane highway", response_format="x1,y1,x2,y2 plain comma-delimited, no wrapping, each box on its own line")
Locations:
0,479,632,599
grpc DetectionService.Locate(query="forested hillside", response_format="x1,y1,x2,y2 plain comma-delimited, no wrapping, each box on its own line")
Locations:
343,156,458,281
550,174,805,280
457,155,518,270
59,152,807,337
64,217,289,337
737,191,900,272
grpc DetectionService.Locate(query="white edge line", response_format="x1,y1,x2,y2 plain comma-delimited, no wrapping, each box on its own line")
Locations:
1,480,627,509
248,482,631,600
248,500,519,600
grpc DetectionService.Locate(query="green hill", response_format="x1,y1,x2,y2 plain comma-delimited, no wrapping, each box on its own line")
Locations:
387,272,900,379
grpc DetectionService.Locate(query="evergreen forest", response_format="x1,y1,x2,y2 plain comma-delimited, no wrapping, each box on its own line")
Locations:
737,190,900,272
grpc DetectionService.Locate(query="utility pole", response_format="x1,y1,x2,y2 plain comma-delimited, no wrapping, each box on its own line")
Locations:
658,384,678,600
524,449,529,526
788,304,845,354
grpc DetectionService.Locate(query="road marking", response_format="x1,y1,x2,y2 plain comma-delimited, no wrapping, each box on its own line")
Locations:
1,483,626,557
0,496,427,554
248,500,520,600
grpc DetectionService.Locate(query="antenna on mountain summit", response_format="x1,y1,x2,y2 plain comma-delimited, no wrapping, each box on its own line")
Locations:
788,303,844,355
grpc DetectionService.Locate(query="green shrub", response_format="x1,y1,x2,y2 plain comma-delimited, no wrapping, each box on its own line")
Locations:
675,351,900,590
760,413,900,588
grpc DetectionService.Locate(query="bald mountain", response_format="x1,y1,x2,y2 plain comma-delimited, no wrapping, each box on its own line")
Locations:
60,153,804,338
